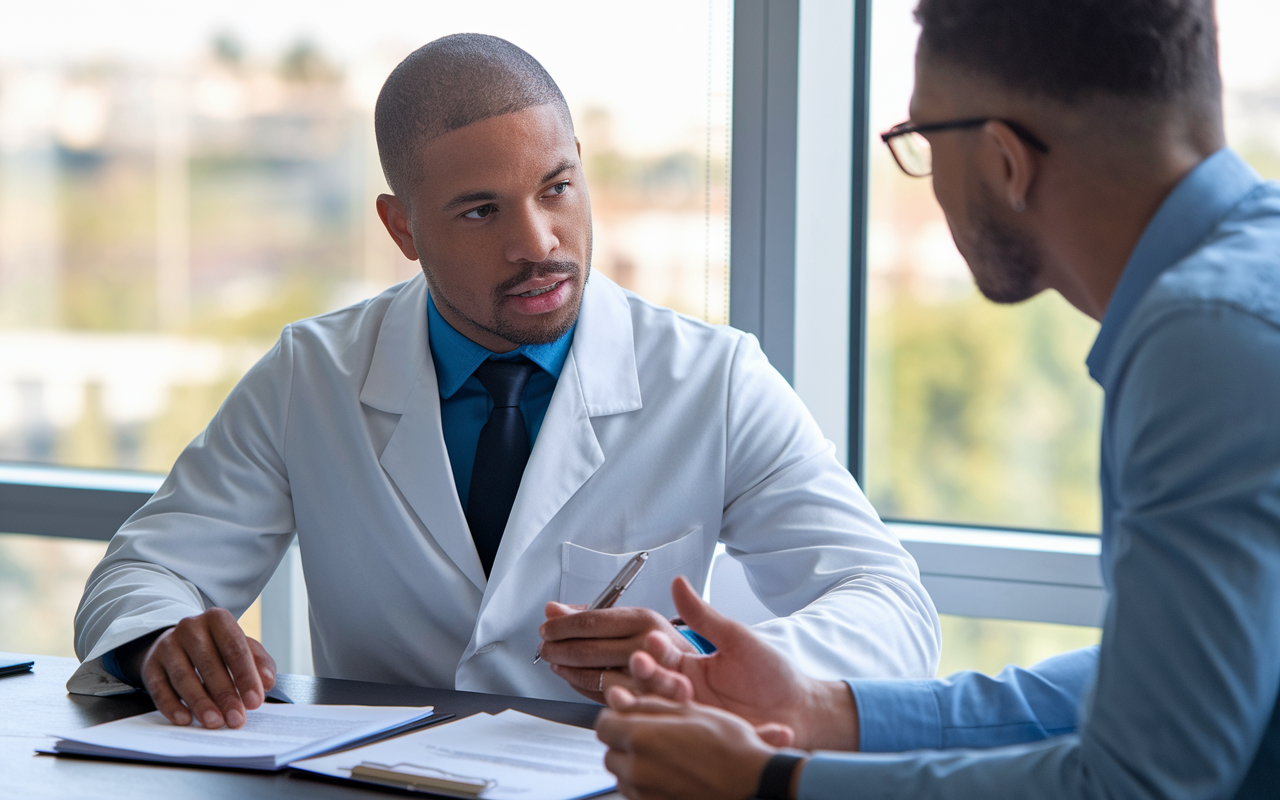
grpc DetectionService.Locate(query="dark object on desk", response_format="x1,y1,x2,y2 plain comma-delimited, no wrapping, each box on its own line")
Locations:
264,685,295,704
0,655,35,676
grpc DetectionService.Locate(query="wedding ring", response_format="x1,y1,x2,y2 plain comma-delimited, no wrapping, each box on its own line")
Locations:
598,670,605,693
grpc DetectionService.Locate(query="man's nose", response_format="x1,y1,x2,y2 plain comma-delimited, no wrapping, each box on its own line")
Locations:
505,203,559,264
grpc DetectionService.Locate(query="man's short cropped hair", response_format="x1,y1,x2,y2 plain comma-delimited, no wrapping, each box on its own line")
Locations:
914,0,1221,103
374,33,571,199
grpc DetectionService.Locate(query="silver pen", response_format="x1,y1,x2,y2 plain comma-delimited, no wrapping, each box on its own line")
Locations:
534,551,650,664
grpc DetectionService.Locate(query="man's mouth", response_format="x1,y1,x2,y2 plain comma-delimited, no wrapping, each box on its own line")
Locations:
516,281,563,298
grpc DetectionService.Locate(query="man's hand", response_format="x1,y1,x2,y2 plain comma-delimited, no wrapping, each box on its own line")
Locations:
627,576,859,752
538,602,696,703
596,687,792,800
139,607,276,729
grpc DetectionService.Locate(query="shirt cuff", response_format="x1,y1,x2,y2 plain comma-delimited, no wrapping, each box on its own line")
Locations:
675,626,717,654
99,647,136,687
848,678,942,752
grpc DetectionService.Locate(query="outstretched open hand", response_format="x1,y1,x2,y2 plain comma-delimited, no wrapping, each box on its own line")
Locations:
626,576,858,752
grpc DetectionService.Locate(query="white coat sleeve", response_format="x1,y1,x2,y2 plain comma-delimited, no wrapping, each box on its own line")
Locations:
73,327,299,663
718,334,940,680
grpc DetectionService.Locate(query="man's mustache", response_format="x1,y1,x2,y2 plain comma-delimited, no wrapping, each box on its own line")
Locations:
493,260,582,298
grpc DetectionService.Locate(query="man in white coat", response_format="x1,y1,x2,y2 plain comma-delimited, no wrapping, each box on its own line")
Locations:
71,34,939,730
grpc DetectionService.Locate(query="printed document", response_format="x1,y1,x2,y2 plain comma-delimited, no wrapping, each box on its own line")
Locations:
291,709,616,800
52,704,435,770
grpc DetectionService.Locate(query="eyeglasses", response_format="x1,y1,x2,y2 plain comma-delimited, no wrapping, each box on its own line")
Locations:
880,118,1050,177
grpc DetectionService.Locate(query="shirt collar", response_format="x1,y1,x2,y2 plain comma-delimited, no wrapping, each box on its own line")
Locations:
1085,148,1262,384
427,292,576,399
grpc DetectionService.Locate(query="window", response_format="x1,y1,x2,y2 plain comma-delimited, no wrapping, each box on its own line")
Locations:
863,0,1280,536
0,0,732,475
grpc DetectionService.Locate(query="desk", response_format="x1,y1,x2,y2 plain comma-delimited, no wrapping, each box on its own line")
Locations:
0,653,622,800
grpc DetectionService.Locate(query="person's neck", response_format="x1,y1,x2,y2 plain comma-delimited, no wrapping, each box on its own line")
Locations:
1037,141,1218,322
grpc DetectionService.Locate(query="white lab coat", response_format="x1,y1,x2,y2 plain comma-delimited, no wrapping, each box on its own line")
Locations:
73,273,939,701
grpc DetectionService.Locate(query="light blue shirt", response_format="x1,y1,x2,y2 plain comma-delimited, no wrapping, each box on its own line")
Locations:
427,293,575,510
801,148,1280,798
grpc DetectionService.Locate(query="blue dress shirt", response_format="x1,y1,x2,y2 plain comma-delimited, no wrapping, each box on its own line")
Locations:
427,294,575,509
801,148,1280,798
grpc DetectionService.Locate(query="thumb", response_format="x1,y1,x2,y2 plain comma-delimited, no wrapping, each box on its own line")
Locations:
755,723,796,748
544,601,577,620
671,575,751,651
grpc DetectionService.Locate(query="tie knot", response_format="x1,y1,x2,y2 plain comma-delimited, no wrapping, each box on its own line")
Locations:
473,358,536,408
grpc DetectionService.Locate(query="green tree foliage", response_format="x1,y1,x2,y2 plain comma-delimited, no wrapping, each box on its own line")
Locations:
867,290,1103,533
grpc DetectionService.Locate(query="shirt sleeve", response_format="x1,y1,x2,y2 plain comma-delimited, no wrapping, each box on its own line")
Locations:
719,334,941,681
73,327,300,663
852,646,1096,752
799,305,1280,799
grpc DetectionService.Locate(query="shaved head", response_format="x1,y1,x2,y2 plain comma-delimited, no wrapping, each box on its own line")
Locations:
374,34,572,200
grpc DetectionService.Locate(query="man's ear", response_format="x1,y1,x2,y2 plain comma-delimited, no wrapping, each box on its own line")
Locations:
376,194,419,261
575,137,581,159
982,121,1038,213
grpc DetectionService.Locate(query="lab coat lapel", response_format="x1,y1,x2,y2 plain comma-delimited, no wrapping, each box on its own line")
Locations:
360,275,488,592
485,274,643,593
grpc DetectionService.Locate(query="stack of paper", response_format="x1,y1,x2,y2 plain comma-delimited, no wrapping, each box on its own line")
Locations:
52,704,436,770
293,709,617,800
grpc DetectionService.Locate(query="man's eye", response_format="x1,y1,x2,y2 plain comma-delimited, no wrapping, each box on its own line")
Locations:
463,204,496,220
549,182,569,196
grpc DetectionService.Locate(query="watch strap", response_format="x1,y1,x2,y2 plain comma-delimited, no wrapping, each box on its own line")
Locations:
755,751,806,800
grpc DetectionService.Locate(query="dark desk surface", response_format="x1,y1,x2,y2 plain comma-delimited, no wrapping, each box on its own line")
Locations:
0,653,620,800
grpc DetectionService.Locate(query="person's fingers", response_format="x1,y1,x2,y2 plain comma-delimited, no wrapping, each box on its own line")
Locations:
540,635,639,668
208,611,263,714
755,723,796,748
176,616,246,728
140,649,193,726
629,650,694,703
543,600,576,621
548,664,611,702
595,708,630,749
602,748,630,782
159,639,225,729
605,685,639,710
641,629,686,672
246,637,277,691
671,575,752,652
540,606,668,643
607,693,687,716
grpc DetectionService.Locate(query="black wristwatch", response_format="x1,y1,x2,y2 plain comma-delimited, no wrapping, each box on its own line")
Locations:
755,751,806,800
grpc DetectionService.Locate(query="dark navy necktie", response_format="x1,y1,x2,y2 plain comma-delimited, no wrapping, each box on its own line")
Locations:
466,358,536,576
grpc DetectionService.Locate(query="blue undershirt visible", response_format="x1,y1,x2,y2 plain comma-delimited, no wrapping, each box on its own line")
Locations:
427,293,575,510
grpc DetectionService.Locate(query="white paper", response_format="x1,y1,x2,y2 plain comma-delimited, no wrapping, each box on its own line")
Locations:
53,704,435,769
292,709,616,800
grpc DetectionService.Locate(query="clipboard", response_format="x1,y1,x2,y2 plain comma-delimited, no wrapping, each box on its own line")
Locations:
349,761,492,796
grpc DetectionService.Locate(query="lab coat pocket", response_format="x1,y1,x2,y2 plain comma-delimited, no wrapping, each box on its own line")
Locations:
559,527,705,619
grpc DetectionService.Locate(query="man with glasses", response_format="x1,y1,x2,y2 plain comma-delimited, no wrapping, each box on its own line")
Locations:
595,0,1280,797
